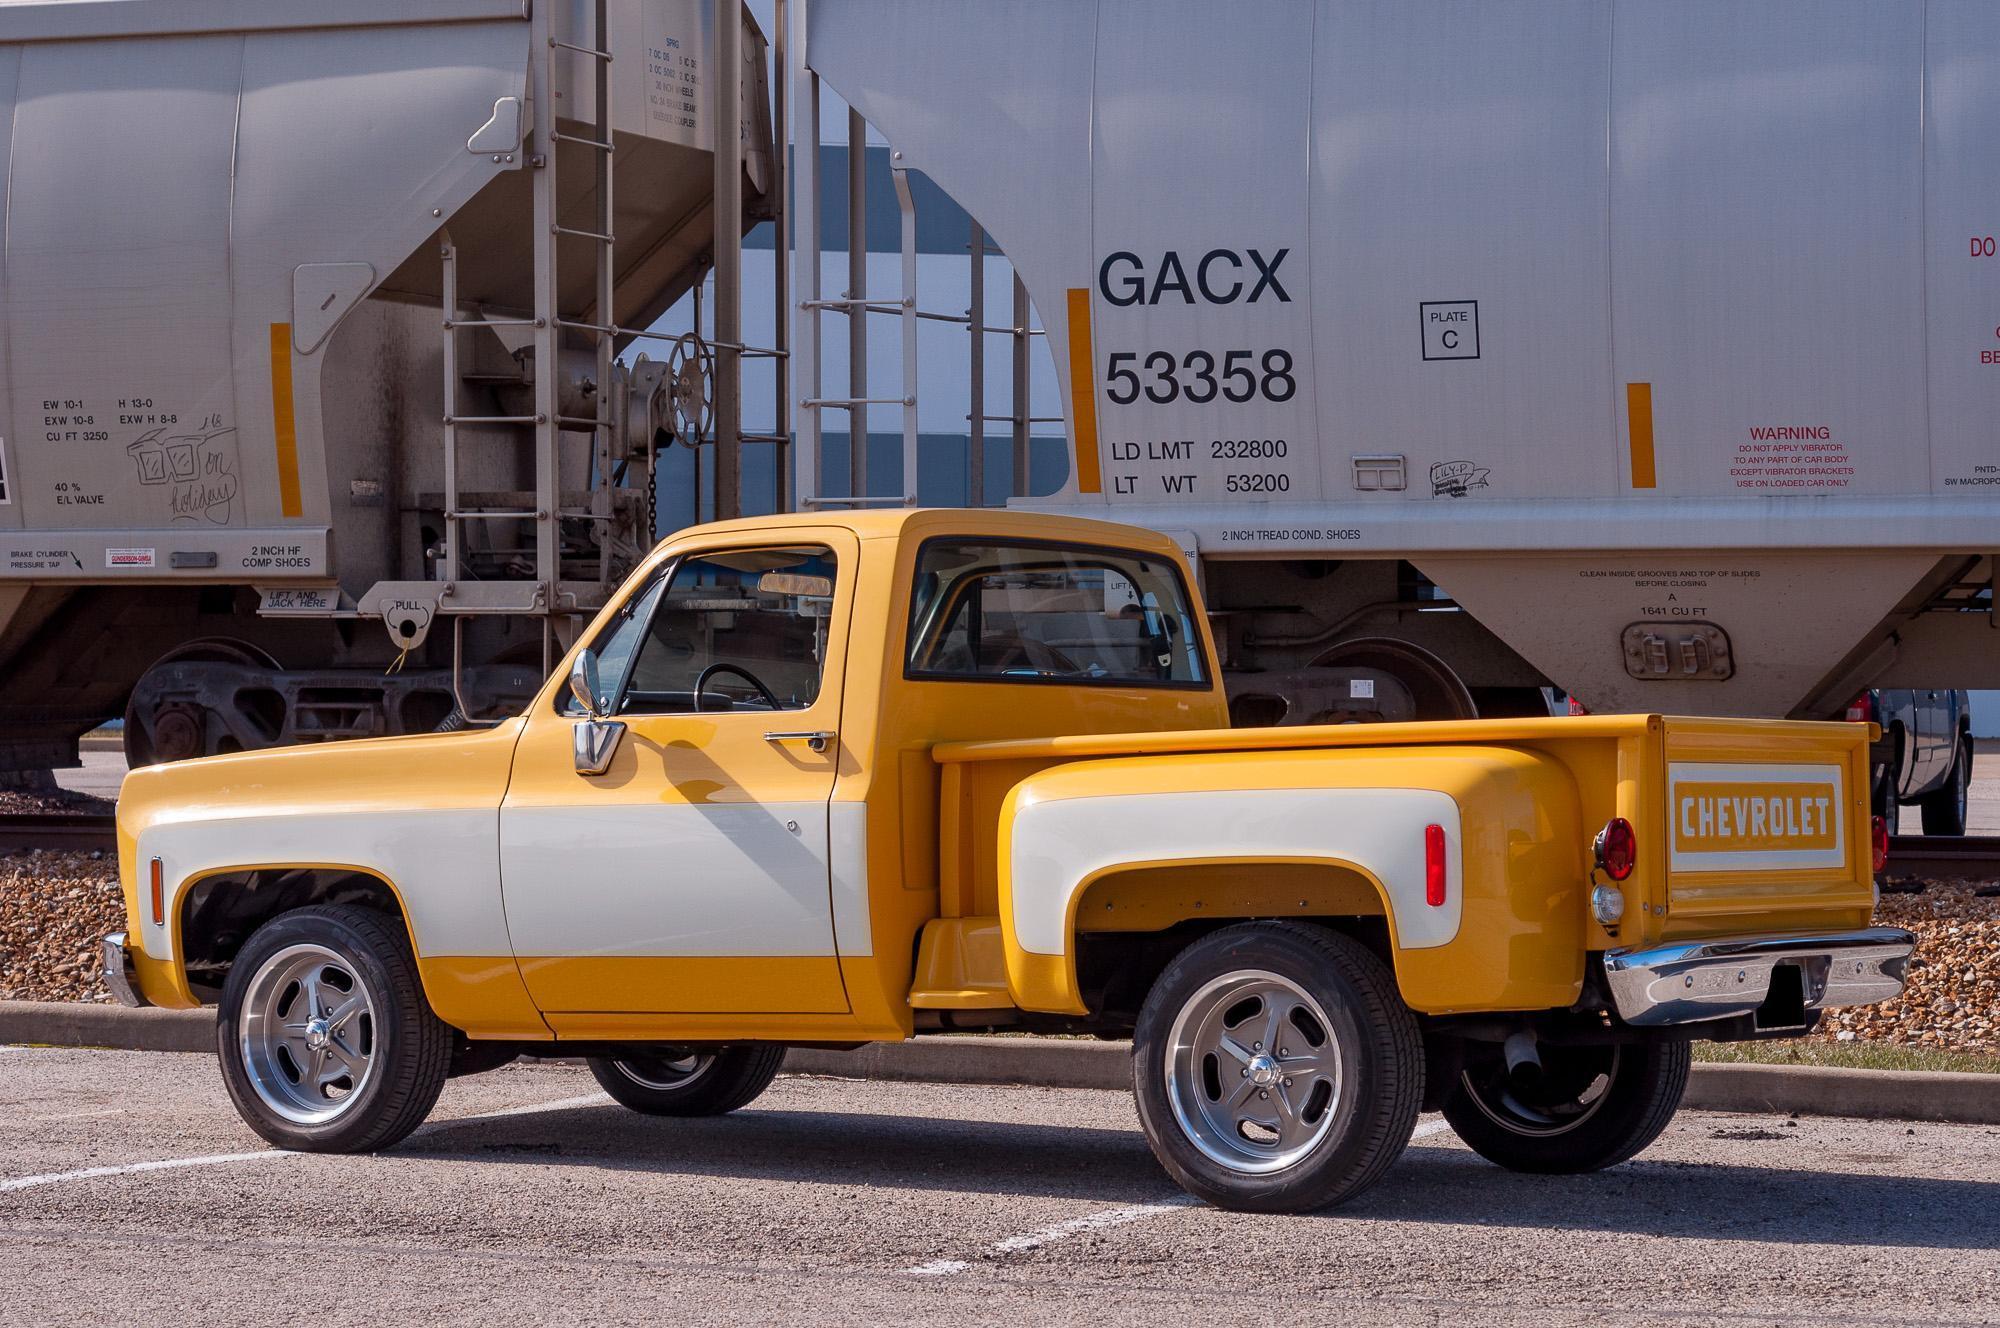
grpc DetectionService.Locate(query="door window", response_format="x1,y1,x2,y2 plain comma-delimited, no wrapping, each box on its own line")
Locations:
583,545,836,715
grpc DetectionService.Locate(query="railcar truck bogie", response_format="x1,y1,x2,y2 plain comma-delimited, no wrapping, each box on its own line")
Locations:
108,510,1913,1211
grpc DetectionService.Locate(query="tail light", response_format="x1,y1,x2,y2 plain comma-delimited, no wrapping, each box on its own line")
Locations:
1845,692,1875,724
1871,815,1890,875
1424,823,1447,907
1593,818,1636,882
149,856,164,927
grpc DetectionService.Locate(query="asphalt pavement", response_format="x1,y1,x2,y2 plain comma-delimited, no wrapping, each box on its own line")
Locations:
2,1047,1996,1326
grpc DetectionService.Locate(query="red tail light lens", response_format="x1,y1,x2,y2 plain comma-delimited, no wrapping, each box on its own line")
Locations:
1845,692,1875,724
1594,818,1636,882
1424,823,1447,907
1566,694,1589,716
1871,815,1889,875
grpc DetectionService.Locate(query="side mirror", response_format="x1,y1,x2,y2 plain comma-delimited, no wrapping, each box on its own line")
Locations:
568,650,606,719
567,650,625,776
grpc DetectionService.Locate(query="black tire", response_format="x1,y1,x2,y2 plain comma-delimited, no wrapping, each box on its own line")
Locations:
587,1044,786,1117
1132,922,1423,1213
1441,1038,1689,1174
217,904,452,1152
1920,738,1972,837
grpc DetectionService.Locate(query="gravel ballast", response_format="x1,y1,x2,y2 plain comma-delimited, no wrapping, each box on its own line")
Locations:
3,851,1995,1061
0,851,125,1004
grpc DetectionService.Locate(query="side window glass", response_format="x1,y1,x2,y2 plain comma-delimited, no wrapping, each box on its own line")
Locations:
617,545,837,714
905,540,1208,685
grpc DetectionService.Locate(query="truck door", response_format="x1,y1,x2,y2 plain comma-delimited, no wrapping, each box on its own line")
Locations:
498,529,857,1016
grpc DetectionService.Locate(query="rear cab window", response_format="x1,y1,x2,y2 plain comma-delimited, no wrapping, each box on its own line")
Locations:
905,538,1209,687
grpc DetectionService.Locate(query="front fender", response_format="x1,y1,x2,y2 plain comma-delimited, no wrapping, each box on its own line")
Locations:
995,745,1586,1015
114,722,542,1035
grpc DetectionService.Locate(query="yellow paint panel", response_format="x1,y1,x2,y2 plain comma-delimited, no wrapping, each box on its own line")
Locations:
909,916,1009,1008
269,322,303,517
1065,288,1104,494
514,956,850,1014
1626,381,1657,489
419,956,552,1040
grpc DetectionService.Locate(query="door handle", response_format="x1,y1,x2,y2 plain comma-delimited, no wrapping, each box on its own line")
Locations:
764,729,835,754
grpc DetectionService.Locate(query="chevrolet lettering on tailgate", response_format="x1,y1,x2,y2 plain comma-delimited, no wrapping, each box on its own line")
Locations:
1669,763,1845,871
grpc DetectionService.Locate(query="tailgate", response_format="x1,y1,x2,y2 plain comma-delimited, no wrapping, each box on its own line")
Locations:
1654,717,1876,940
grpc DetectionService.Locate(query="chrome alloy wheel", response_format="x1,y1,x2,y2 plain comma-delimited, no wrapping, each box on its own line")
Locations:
1163,968,1344,1174
238,943,378,1125
610,1050,718,1092
1461,1046,1621,1138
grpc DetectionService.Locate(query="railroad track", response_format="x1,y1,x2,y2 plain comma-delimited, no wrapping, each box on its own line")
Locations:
0,811,116,854
1885,834,2000,881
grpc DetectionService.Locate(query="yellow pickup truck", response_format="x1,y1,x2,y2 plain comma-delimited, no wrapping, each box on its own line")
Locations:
105,509,1912,1212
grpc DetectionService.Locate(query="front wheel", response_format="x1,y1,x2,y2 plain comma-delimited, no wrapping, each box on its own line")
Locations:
1132,922,1424,1213
217,904,452,1152
587,1044,786,1116
1440,1039,1689,1173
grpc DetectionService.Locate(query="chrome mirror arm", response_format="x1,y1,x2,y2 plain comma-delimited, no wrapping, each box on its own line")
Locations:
573,717,626,776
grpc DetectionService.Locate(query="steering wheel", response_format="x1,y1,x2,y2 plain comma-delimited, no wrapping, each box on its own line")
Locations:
693,662,783,712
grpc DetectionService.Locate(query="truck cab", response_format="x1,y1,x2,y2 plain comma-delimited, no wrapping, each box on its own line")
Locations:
108,509,1914,1212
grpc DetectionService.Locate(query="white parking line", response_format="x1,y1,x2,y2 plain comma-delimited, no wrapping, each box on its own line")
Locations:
0,1090,613,1194
908,1199,1198,1276
0,1149,290,1194
905,1118,1456,1276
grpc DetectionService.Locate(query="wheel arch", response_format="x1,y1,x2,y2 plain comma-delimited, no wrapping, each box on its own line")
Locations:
1061,856,1403,1022
175,862,421,1005
1008,854,1406,1016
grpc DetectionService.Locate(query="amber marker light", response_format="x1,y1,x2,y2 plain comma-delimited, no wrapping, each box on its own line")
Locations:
149,856,164,927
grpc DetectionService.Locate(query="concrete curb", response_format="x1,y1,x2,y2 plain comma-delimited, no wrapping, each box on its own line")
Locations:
0,1001,212,1054
784,1036,1131,1091
1678,1061,2000,1126
6,1002,1997,1125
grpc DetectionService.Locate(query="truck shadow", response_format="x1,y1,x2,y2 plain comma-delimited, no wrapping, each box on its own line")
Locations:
403,1103,2000,1249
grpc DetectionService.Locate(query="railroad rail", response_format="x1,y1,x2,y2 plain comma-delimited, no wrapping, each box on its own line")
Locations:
0,811,116,854
1885,834,2000,882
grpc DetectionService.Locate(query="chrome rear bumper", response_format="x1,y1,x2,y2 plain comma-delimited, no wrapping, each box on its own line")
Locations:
1603,926,1914,1027
102,931,148,1008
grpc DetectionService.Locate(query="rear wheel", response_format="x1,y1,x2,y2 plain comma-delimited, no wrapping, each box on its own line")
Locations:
1132,922,1423,1213
587,1044,786,1116
1920,738,1972,836
1441,1039,1689,1173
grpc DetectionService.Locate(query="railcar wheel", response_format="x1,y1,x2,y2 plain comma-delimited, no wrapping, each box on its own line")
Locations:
123,638,282,766
1132,922,1423,1213
1441,1039,1689,1173
217,904,450,1152
587,1044,786,1116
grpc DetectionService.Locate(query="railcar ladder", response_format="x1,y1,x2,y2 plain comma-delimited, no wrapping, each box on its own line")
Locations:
787,0,1050,509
